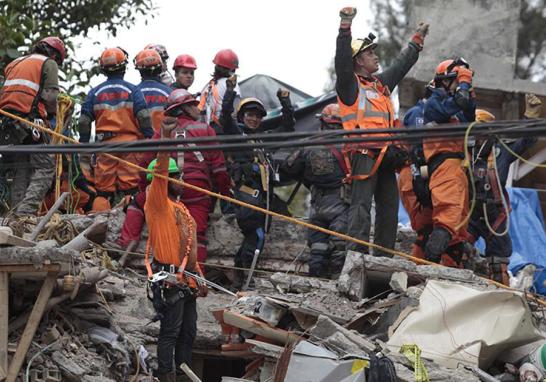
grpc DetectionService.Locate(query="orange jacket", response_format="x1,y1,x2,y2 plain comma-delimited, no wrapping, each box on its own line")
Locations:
198,79,222,126
0,54,48,118
338,75,395,152
144,152,197,269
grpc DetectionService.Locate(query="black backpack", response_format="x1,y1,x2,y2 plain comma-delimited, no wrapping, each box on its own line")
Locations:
366,353,397,382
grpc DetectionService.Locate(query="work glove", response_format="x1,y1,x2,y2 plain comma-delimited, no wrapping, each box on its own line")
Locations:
382,145,409,171
524,93,542,119
424,227,452,263
277,88,292,109
411,22,430,50
161,116,178,138
339,7,357,29
198,282,209,297
226,74,237,92
454,66,473,85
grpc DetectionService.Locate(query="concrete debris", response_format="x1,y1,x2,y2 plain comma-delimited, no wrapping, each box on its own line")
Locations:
1,206,546,381
389,272,408,293
336,250,367,301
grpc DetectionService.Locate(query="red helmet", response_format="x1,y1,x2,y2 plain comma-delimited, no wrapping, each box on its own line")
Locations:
145,43,169,62
165,89,199,113
99,47,128,71
134,49,162,70
318,103,341,125
173,54,197,70
213,49,239,71
37,37,66,65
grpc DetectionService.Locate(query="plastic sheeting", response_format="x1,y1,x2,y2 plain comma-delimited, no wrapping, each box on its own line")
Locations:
387,280,543,369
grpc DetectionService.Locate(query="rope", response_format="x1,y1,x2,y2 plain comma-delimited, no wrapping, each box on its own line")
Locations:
2,109,546,307
497,137,546,169
53,94,74,201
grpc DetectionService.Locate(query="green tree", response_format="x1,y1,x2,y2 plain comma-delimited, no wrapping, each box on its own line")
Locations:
0,0,156,94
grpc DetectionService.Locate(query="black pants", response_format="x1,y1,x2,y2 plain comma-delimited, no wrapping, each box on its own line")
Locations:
157,292,197,375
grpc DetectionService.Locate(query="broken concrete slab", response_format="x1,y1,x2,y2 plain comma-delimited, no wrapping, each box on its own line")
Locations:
337,251,367,301
269,272,337,294
389,272,408,293
309,315,375,356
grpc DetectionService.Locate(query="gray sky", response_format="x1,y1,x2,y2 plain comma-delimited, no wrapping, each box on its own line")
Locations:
78,0,372,96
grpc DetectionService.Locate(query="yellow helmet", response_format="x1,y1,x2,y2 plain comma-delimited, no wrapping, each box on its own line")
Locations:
351,33,377,58
475,109,496,123
237,97,267,122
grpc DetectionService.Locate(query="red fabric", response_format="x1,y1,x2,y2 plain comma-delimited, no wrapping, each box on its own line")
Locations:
118,191,146,247
185,196,211,264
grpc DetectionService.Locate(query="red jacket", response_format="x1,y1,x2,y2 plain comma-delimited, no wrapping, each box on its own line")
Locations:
141,116,230,201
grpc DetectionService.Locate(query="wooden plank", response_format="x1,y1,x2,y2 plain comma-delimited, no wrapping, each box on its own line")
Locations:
6,272,57,382
0,272,8,380
0,232,35,248
223,311,301,346
29,192,69,241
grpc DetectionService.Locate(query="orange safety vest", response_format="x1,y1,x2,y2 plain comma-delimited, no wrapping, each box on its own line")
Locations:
0,54,48,119
198,79,221,125
338,75,395,182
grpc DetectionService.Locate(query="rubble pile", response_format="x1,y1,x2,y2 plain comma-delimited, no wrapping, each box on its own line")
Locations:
2,208,546,381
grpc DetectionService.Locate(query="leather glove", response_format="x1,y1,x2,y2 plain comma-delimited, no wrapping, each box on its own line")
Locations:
424,227,452,263
411,22,429,50
339,7,357,29
524,93,542,119
226,75,237,92
454,66,473,85
198,282,208,297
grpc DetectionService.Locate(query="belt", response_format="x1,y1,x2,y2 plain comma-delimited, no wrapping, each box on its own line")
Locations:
95,131,117,142
239,185,260,198
152,261,179,274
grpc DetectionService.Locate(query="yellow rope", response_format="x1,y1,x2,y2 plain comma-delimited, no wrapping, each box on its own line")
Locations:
1,108,546,307
53,94,74,200
497,138,546,169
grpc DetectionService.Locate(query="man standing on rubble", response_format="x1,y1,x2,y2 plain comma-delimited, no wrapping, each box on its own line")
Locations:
145,116,208,382
402,58,476,267
467,95,542,284
198,49,241,134
0,37,66,216
78,47,153,212
281,104,349,279
172,54,197,91
220,75,295,289
335,7,429,256
117,48,172,250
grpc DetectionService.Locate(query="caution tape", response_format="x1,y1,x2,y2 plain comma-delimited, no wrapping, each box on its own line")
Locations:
400,344,429,382
2,108,546,308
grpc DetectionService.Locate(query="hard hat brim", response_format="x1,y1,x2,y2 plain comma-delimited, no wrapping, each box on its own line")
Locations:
352,42,378,58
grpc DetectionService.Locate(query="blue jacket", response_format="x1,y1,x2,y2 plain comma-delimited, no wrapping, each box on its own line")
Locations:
81,74,151,138
136,76,171,133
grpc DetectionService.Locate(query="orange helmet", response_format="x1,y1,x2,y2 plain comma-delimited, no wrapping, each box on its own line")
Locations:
434,57,470,81
134,49,162,71
99,47,128,72
36,37,67,65
318,103,342,125
475,109,496,123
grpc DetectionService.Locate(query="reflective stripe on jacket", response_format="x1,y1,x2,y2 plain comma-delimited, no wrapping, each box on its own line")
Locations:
0,54,48,118
136,79,171,133
81,77,147,138
338,75,394,151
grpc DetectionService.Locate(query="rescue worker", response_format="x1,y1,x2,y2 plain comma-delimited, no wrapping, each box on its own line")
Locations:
220,75,295,289
467,95,542,284
172,54,197,90
78,47,153,211
0,36,66,216
281,104,349,278
401,58,476,267
145,43,173,86
145,117,207,382
335,7,429,256
198,49,241,134
116,49,171,249
119,89,231,266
